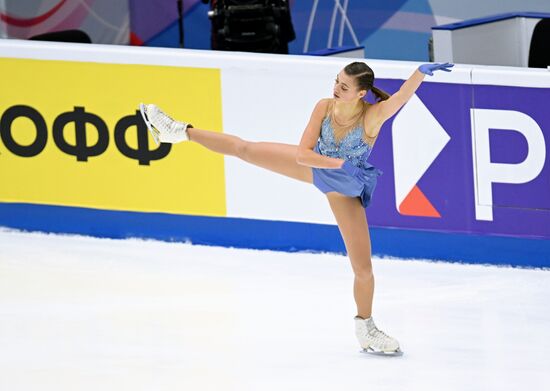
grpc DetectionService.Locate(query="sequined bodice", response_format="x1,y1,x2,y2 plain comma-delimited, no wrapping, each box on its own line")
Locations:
317,115,373,167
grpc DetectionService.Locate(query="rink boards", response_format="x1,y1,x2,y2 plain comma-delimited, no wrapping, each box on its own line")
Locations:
0,40,549,267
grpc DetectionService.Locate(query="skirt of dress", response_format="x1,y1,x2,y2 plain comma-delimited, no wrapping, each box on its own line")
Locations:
311,147,381,208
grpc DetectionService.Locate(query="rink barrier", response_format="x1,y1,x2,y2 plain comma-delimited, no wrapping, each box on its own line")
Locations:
0,40,549,268
1,202,549,268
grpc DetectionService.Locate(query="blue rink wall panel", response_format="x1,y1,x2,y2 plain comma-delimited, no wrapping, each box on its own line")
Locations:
1,202,548,269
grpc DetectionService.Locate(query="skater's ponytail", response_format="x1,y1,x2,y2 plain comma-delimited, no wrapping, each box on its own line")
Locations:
370,85,390,102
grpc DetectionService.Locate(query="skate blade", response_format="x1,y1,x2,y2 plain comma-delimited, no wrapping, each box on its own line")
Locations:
361,347,404,357
139,103,160,146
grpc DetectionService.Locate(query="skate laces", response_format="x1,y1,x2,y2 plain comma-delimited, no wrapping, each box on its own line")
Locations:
151,106,184,134
366,322,394,346
369,327,391,341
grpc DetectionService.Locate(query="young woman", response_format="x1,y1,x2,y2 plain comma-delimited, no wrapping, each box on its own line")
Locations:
139,61,454,356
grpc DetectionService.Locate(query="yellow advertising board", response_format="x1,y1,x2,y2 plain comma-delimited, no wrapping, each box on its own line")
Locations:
0,58,226,217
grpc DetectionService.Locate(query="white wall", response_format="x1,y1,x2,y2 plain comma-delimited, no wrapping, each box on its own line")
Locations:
1,39,548,229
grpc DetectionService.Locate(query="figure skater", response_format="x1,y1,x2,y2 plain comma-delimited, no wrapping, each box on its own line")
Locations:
139,61,454,356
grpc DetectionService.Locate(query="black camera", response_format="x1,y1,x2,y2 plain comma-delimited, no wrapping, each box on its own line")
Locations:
202,0,295,54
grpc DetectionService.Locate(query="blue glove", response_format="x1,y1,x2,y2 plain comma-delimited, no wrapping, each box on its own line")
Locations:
342,160,373,183
418,62,454,76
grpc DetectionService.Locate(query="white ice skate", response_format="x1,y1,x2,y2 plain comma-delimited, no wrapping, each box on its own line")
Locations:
139,103,193,145
355,316,403,356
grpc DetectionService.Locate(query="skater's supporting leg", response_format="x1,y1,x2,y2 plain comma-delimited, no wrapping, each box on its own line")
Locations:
187,128,313,184
326,192,374,319
326,192,401,354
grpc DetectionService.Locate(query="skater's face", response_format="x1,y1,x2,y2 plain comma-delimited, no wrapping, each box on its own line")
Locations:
333,71,366,102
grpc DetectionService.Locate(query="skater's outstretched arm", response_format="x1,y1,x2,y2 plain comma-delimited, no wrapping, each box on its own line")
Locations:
296,99,345,169
372,62,454,123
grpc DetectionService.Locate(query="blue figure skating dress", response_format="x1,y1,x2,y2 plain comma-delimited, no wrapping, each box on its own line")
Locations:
311,101,382,208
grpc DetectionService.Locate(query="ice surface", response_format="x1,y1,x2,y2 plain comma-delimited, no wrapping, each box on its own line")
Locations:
1,229,549,391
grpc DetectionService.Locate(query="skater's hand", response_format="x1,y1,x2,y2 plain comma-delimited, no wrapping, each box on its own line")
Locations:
342,160,371,183
418,62,454,76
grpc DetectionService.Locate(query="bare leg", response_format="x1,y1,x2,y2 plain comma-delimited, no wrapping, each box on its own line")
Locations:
187,127,313,184
326,192,374,319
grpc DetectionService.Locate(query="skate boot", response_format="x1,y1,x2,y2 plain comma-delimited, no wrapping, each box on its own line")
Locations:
139,103,193,145
355,316,403,356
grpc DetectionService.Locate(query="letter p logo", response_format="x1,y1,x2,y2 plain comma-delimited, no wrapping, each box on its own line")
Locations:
471,109,546,221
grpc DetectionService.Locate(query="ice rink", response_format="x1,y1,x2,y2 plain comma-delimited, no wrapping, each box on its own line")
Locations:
1,229,549,391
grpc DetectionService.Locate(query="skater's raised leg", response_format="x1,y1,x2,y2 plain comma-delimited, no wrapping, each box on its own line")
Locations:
140,103,313,184
188,128,313,184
